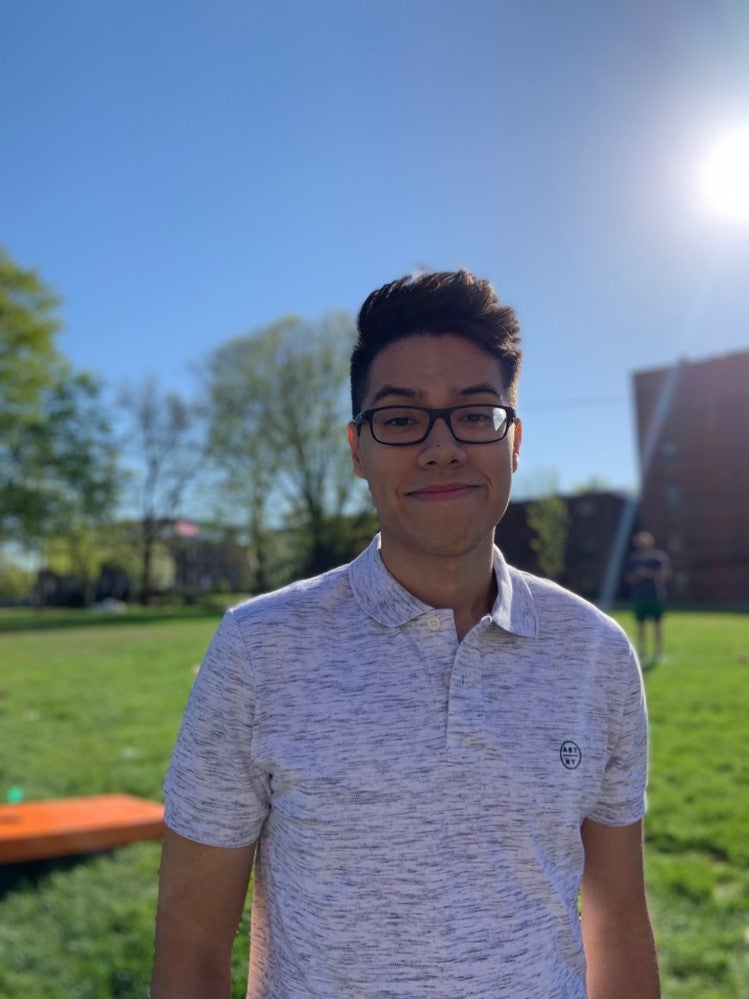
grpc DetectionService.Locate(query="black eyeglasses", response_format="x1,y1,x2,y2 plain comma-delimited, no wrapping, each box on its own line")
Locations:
353,404,517,446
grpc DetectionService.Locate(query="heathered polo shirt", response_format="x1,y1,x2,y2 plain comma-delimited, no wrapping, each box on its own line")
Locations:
164,535,648,999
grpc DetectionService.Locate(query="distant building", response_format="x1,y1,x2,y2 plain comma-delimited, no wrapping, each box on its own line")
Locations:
169,525,250,596
34,519,251,606
564,491,634,602
496,490,631,603
632,350,749,605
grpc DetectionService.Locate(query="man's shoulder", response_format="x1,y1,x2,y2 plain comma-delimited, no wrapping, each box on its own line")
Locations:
228,561,354,627
510,565,628,639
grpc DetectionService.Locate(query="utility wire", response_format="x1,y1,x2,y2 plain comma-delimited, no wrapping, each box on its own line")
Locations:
521,395,628,412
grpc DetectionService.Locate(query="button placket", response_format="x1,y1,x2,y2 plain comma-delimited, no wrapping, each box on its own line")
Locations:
446,639,486,753
414,612,458,722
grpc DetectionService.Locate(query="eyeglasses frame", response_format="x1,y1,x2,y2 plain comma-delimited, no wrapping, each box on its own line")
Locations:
353,403,518,446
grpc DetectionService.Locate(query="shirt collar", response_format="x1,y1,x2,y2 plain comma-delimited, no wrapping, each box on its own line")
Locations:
349,535,538,638
489,546,538,638
349,536,432,627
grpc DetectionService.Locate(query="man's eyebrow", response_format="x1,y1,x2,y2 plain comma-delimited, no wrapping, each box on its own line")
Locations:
369,384,423,405
368,382,503,406
459,383,503,400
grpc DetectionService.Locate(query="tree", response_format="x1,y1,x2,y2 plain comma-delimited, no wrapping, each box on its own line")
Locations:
527,494,569,582
1,250,120,595
0,248,66,543
33,372,120,603
119,377,200,604
572,476,612,494
202,320,287,592
203,312,366,586
0,558,34,602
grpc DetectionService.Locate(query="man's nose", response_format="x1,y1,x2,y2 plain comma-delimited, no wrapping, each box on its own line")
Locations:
417,415,465,461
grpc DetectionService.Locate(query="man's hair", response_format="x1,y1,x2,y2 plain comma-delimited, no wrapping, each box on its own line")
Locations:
350,269,522,416
633,531,655,550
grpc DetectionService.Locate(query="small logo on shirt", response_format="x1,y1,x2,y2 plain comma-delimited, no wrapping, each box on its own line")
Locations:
560,741,582,770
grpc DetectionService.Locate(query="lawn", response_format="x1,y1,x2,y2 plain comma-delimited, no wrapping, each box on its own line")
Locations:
0,607,747,997
635,611,749,998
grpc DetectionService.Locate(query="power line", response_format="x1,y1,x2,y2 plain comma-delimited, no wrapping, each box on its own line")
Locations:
521,395,628,412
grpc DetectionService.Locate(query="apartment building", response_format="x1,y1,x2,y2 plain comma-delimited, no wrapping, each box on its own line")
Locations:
632,350,749,604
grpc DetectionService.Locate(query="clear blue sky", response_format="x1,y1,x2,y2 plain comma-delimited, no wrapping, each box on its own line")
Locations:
3,0,748,500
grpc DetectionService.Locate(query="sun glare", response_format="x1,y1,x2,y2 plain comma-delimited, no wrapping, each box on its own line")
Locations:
698,125,749,223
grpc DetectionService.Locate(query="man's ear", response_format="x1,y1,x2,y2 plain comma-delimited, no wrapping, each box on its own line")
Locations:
348,423,367,480
512,418,522,473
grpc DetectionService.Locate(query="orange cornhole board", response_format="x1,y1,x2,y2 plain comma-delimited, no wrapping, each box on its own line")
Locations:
0,794,164,864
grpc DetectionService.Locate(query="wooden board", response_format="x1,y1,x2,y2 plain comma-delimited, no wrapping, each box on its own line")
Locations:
0,794,164,864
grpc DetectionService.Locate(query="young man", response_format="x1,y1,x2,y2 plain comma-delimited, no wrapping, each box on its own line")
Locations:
152,271,659,998
626,531,672,666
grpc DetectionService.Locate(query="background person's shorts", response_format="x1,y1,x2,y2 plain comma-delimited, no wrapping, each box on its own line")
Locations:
634,596,665,622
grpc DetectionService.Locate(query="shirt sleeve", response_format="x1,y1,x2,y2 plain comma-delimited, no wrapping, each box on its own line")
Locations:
163,609,271,846
587,645,649,827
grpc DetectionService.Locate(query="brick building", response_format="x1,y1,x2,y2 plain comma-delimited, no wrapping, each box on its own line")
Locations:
632,350,749,605
495,490,631,603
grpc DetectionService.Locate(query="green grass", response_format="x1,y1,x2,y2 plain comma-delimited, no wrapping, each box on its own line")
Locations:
0,608,747,996
623,611,749,998
0,611,251,999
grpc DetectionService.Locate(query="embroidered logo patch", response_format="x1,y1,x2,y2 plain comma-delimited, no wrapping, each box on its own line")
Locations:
560,741,582,770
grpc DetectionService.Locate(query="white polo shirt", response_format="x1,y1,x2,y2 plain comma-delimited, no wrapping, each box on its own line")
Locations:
164,535,648,998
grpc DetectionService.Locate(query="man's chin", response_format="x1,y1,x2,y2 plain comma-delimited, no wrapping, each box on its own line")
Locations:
382,527,494,563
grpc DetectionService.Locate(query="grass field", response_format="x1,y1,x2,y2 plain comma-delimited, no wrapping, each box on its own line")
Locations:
0,606,747,997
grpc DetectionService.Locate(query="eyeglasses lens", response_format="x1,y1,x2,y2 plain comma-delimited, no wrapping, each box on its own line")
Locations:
371,406,508,444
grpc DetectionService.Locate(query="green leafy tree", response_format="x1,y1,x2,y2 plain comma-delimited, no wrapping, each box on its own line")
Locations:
203,312,366,586
35,373,120,603
0,558,34,601
0,250,120,596
203,320,286,592
527,494,570,581
0,248,66,542
0,249,63,407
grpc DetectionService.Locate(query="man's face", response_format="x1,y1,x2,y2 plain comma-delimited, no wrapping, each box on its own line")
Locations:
348,333,521,571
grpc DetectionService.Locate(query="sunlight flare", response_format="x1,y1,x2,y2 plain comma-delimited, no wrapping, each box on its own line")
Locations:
698,124,749,222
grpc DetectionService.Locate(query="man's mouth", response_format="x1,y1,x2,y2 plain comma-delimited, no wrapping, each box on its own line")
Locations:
408,483,478,500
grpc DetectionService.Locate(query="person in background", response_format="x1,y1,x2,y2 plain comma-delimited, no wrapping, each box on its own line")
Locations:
151,270,660,999
626,530,672,667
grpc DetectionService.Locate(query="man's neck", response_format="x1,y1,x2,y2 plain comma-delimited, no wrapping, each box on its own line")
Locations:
379,541,497,642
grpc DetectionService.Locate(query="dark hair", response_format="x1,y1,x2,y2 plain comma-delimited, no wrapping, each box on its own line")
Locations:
350,270,522,416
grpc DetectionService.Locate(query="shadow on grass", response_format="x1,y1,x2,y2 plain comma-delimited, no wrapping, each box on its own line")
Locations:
0,605,228,634
0,850,117,901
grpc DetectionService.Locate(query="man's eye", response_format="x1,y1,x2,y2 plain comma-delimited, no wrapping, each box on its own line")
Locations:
459,410,490,423
384,415,417,427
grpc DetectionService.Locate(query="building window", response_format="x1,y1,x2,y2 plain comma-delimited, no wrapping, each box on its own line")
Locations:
580,537,598,557
664,484,681,508
575,499,596,519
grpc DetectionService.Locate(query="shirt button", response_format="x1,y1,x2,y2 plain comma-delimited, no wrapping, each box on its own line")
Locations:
442,673,451,688
426,615,441,630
